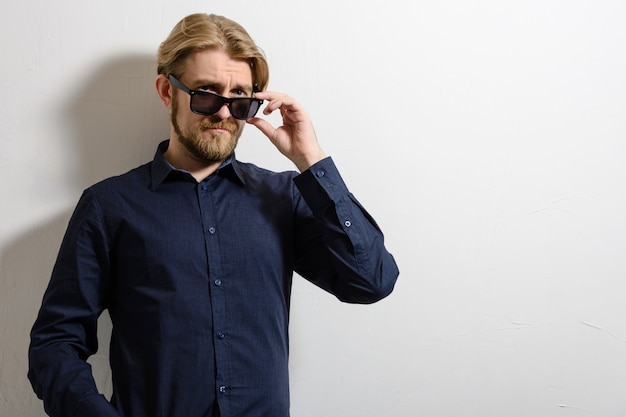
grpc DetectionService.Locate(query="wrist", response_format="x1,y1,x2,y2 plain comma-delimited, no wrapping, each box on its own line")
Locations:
295,151,328,172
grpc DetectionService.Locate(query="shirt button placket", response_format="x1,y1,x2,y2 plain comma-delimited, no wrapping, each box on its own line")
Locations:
199,179,230,404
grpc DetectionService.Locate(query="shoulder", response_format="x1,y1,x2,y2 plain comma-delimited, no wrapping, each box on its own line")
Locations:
83,162,152,205
232,159,298,186
90,162,150,189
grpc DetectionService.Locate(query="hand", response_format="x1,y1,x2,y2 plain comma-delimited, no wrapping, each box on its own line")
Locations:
246,91,327,172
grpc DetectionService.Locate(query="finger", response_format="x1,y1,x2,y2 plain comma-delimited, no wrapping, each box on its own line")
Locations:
263,98,287,115
246,117,277,141
253,91,286,102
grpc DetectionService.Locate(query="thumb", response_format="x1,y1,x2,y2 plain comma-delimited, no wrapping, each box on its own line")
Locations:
247,117,278,143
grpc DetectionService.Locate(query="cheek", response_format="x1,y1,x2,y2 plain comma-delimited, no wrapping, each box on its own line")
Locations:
172,100,201,128
234,121,246,137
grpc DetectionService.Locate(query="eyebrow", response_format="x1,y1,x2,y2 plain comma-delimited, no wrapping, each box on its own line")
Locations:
190,79,252,96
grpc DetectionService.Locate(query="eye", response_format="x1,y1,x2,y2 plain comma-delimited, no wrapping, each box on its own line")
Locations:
233,89,248,97
198,86,218,94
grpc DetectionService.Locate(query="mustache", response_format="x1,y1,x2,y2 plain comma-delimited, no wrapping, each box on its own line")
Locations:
198,119,237,133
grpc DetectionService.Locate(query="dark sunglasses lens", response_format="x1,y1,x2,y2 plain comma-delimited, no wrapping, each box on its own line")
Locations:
190,92,224,115
230,99,261,120
190,91,261,120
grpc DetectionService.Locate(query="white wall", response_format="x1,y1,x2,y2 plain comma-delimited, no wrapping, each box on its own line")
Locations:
2,0,626,416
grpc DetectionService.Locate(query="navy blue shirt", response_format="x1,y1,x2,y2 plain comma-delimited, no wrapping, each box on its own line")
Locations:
28,140,399,417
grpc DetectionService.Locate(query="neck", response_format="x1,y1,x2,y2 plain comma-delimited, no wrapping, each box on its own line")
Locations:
164,139,223,182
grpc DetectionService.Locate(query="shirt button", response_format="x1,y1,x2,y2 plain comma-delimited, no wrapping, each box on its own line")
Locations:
214,279,222,286
316,170,325,178
219,385,227,393
200,184,208,191
208,227,216,234
344,220,352,227
218,332,225,339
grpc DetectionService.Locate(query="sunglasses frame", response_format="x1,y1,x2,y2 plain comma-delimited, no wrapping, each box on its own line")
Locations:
168,74,263,120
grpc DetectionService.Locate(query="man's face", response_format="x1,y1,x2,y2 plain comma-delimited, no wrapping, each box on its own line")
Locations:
171,48,253,164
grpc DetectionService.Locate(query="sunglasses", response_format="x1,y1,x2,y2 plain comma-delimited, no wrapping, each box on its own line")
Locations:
168,75,263,120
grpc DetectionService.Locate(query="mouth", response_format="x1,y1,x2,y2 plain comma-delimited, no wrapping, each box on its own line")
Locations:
203,127,227,134
200,122,234,135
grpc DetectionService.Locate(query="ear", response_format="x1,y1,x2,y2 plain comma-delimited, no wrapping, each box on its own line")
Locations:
156,74,173,110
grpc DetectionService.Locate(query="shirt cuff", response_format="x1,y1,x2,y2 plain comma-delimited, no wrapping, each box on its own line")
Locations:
293,157,350,212
75,393,121,417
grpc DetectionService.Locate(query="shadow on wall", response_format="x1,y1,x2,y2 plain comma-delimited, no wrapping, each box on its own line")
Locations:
1,53,168,416
62,53,169,190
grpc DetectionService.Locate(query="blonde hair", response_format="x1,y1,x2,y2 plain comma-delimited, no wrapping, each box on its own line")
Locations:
157,13,269,90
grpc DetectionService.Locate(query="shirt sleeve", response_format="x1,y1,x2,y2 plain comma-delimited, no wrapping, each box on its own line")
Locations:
292,157,399,303
27,189,121,417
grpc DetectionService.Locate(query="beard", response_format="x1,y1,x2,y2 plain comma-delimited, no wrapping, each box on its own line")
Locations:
171,93,244,163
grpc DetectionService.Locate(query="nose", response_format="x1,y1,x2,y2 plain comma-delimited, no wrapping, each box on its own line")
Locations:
214,102,232,119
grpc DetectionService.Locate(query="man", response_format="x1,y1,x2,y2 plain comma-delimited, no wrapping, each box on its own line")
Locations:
28,13,399,417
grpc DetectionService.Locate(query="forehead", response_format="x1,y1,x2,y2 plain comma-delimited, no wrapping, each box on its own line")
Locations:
183,48,253,85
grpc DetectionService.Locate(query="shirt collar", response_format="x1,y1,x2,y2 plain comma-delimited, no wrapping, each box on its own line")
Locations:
150,140,245,190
